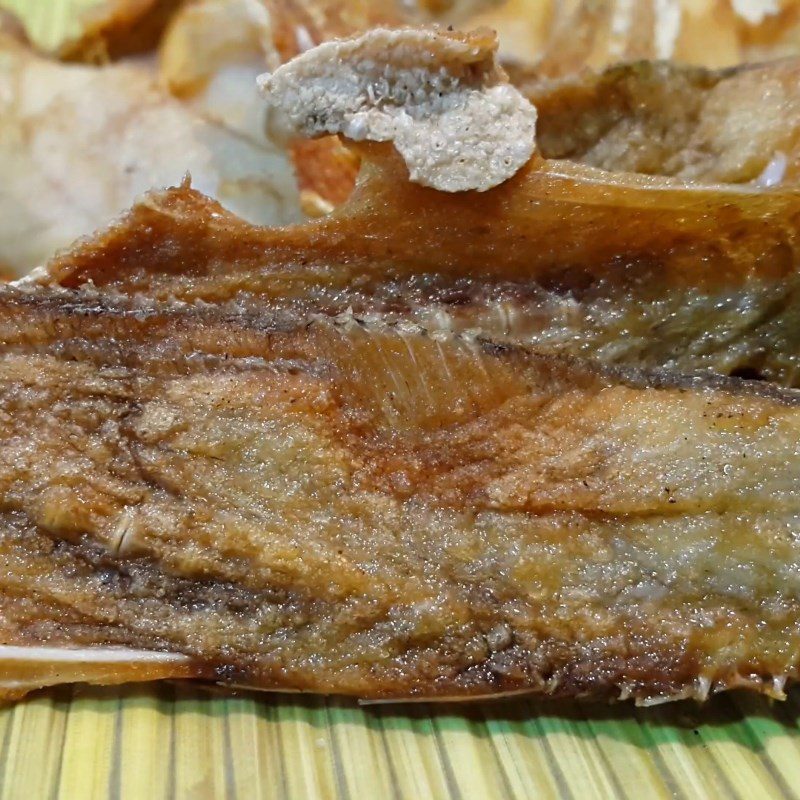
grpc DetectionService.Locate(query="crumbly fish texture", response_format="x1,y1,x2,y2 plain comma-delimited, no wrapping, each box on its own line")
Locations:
258,27,538,192
2,284,800,702
261,1,506,206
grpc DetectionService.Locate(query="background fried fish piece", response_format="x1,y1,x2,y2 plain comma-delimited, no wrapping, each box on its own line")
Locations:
0,32,300,276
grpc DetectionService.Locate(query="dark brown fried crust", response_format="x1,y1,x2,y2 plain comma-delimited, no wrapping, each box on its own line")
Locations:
2,284,800,702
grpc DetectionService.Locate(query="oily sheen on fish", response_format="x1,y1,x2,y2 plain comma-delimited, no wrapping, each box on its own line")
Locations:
5,26,800,704
1,285,800,702
38,30,800,384
40,158,800,386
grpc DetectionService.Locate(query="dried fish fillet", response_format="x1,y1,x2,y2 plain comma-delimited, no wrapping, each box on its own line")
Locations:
39,138,800,384
522,59,800,184
34,30,800,382
2,284,800,703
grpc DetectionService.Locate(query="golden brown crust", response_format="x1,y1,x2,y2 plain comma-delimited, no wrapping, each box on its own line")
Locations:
2,285,800,702
43,144,800,292
34,123,800,384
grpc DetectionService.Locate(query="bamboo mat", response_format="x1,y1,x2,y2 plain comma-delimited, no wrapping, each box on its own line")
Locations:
0,684,799,799
2,2,800,798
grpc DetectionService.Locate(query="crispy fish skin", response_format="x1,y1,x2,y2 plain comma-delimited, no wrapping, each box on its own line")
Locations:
522,59,800,184
1,285,800,702
39,150,800,384
39,32,800,383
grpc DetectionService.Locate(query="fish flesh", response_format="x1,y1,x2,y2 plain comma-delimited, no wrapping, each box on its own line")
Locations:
2,284,800,703
37,147,800,385
33,30,800,384
263,0,506,210
5,24,800,705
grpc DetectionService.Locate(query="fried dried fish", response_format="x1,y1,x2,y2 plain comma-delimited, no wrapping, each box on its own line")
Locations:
522,59,800,184
40,165,800,384
469,0,800,70
2,284,800,703
38,30,800,385
262,0,504,210
7,24,800,704
259,0,800,207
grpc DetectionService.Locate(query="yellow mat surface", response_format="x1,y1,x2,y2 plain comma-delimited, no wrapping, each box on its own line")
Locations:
0,685,799,799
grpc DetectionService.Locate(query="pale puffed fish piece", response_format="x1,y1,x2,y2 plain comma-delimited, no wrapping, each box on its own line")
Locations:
258,27,538,192
0,34,301,277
